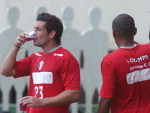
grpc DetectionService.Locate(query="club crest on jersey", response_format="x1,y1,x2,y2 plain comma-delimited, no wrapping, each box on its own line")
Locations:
38,61,44,70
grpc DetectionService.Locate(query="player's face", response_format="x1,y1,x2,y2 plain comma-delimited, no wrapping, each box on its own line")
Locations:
33,21,50,47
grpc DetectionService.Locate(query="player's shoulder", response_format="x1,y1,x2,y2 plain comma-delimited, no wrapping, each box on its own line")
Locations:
103,43,150,61
138,43,150,48
54,47,78,62
30,52,43,57
54,47,74,57
102,48,123,63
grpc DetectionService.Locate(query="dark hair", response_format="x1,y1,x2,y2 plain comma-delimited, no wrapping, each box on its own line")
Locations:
112,14,135,37
36,13,63,45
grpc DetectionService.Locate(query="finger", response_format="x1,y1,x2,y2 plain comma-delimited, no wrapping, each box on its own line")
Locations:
21,99,32,106
17,35,26,42
17,32,27,41
27,103,34,107
18,37,26,42
19,96,33,102
19,33,26,38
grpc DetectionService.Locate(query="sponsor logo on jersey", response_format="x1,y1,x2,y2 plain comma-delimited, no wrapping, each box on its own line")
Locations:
38,61,44,70
35,53,42,56
126,68,150,84
126,55,148,63
53,53,63,57
32,72,53,84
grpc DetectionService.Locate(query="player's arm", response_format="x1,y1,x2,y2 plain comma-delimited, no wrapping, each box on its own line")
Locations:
42,89,80,106
98,97,112,113
0,33,26,77
19,89,80,107
98,59,114,113
0,45,19,76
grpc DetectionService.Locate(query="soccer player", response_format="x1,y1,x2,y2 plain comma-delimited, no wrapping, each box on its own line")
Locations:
0,13,80,113
98,14,150,113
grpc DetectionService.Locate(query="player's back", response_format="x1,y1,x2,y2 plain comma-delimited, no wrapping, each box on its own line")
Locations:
103,43,150,113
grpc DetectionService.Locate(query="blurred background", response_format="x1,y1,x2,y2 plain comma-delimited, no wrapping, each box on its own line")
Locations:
0,0,150,113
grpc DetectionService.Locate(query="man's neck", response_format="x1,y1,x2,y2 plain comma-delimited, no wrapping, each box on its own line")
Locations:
118,41,135,48
42,42,60,53
44,45,61,54
118,41,137,48
117,36,135,48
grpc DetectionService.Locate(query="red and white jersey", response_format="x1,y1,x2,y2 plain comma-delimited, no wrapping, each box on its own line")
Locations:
100,44,150,113
14,47,80,113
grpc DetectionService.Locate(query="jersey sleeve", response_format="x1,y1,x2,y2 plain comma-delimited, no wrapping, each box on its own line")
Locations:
59,55,80,90
14,56,31,78
100,58,117,98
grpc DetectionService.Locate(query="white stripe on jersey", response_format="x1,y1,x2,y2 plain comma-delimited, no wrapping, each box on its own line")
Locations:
32,72,53,84
126,68,150,84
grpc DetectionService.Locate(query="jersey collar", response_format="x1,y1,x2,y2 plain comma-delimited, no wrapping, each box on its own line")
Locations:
44,46,61,54
120,43,137,49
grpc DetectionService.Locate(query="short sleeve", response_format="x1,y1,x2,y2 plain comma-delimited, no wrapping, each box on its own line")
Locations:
100,59,117,98
14,56,31,78
59,55,80,90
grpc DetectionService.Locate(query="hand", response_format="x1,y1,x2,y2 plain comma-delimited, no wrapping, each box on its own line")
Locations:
14,33,26,47
19,96,44,108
